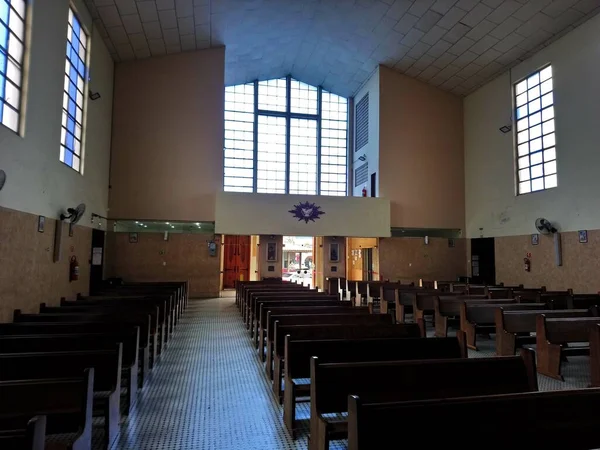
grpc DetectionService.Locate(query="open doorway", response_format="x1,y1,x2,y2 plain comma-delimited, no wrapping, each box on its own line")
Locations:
282,236,314,287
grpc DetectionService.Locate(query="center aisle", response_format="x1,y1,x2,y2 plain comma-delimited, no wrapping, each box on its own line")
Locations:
113,296,317,450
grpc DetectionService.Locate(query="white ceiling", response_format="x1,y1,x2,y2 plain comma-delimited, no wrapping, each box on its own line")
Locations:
85,0,600,97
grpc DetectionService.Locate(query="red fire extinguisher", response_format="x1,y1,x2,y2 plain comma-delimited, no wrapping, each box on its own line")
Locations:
524,257,531,272
362,186,367,197
70,256,79,282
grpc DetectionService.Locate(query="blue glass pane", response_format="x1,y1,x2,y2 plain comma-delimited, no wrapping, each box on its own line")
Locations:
70,47,78,63
67,117,75,133
66,42,72,59
66,132,74,150
72,19,80,39
69,82,76,100
0,73,5,99
0,100,3,122
69,65,77,82
0,23,7,50
0,1,8,24
68,98,76,117
64,149,73,167
77,58,85,77
0,50,6,74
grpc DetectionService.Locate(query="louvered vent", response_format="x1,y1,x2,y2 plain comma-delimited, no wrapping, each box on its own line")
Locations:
354,162,368,187
355,93,369,151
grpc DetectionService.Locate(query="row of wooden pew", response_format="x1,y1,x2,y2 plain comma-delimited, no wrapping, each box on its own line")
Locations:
0,281,188,450
236,280,600,450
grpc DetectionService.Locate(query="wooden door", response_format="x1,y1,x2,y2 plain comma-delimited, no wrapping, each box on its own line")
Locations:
223,235,251,289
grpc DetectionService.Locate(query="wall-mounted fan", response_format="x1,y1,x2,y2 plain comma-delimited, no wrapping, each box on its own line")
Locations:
0,169,6,191
534,217,562,266
60,203,86,224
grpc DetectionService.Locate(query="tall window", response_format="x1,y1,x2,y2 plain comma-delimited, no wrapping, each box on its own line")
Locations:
0,0,26,133
224,76,348,196
515,65,556,194
60,8,88,172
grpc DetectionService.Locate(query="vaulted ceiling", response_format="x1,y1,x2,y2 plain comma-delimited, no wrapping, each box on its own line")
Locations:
85,0,600,97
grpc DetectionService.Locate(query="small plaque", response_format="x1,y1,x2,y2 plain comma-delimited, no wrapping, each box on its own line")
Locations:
268,265,275,272
331,266,337,272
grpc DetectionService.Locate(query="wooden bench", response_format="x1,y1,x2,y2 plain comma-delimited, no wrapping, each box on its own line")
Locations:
487,287,515,299
0,320,151,387
245,289,320,329
591,324,600,387
0,346,122,448
0,415,45,450
243,287,312,323
378,283,402,315
347,387,600,450
235,279,284,307
14,308,159,370
571,294,600,310
495,308,597,356
536,315,600,380
264,312,387,379
433,296,508,337
460,302,543,350
285,335,466,440
0,369,94,450
250,294,338,339
311,350,535,450
271,323,420,402
255,299,346,348
0,329,140,413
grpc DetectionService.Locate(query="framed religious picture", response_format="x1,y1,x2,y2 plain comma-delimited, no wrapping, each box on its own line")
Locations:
329,243,340,262
266,242,277,262
129,232,138,243
531,234,539,246
579,230,588,244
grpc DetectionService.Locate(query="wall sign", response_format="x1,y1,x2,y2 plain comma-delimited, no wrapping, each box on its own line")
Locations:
289,201,325,223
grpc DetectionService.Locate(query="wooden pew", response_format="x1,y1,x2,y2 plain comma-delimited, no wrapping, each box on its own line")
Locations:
347,388,600,450
433,296,508,337
243,287,311,323
285,335,466,439
250,293,338,338
0,415,45,450
355,281,385,306
571,293,600,310
0,329,140,413
271,323,420,401
378,282,402,315
235,279,284,308
460,302,543,350
412,293,437,336
260,306,369,363
487,287,515,299
536,315,600,380
14,308,159,370
264,312,388,379
255,299,345,348
0,369,94,450
0,320,151,387
395,289,437,324
495,308,597,356
591,324,600,387
313,351,536,450
0,346,122,448
246,289,319,328
513,286,547,303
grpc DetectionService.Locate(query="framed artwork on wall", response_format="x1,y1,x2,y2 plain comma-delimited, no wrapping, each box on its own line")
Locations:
329,243,340,262
579,230,588,243
129,232,138,243
266,242,277,262
448,238,455,248
531,234,539,245
37,216,45,233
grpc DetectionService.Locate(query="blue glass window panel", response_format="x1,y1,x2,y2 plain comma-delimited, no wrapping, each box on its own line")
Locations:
69,81,76,100
66,42,72,59
0,75,4,100
70,47,78,63
72,19,80,39
64,148,73,166
69,65,77,82
0,50,6,73
0,23,8,50
77,58,85,77
67,117,75,133
68,98,75,117
66,132,74,149
0,1,8,24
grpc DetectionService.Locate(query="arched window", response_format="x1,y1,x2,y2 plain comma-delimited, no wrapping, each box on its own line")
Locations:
224,76,348,196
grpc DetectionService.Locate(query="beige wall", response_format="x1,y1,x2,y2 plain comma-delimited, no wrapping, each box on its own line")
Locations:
0,0,113,222
378,66,465,230
378,237,467,284
104,232,220,298
495,230,600,293
352,67,379,197
464,14,600,238
0,207,92,323
258,235,283,279
109,48,225,222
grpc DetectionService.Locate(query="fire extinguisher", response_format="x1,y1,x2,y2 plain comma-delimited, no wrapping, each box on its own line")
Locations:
70,256,79,282
362,186,367,197
524,257,531,272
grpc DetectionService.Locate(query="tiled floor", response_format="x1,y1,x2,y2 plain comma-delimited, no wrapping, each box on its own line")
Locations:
109,298,590,450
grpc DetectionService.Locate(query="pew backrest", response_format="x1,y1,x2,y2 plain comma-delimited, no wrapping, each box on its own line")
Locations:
497,308,593,334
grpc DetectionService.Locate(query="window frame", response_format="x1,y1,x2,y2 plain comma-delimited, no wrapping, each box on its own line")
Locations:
0,0,28,135
223,75,348,196
513,64,557,195
60,6,90,174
